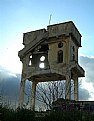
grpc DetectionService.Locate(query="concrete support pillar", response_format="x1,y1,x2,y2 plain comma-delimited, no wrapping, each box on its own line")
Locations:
65,74,71,100
31,81,37,111
19,78,25,108
74,76,78,101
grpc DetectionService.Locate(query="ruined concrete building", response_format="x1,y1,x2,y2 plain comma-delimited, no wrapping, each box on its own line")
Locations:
18,21,85,110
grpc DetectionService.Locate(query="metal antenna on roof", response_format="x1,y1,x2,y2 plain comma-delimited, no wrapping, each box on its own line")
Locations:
49,14,52,25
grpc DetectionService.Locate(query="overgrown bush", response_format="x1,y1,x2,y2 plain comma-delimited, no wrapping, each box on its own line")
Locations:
1,105,94,121
16,108,35,121
37,110,94,121
0,105,15,121
42,110,82,121
0,105,35,121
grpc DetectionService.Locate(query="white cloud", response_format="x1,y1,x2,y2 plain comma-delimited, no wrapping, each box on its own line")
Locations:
79,87,91,100
79,55,94,100
0,43,94,101
79,56,94,83
8,72,17,78
0,41,23,73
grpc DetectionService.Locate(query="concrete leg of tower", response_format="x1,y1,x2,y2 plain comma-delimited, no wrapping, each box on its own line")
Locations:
19,79,26,108
65,74,71,100
74,76,78,101
31,81,37,111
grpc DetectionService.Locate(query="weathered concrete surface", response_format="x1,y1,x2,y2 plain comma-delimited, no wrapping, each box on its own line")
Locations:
18,21,85,110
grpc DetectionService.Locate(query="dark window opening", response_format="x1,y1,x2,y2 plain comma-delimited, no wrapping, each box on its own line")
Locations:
72,54,75,61
58,42,63,48
28,55,32,66
29,60,32,66
39,44,49,52
72,46,75,51
58,50,63,63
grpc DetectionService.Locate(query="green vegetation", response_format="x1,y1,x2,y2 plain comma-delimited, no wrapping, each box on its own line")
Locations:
0,105,35,121
0,105,94,121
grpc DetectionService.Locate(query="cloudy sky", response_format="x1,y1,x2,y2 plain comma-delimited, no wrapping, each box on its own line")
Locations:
0,0,94,101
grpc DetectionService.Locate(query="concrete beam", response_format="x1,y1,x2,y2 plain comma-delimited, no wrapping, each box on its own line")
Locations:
74,76,78,101
31,81,37,111
65,74,71,100
19,79,26,108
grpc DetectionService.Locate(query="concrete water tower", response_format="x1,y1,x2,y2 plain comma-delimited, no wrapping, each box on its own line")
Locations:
18,21,85,110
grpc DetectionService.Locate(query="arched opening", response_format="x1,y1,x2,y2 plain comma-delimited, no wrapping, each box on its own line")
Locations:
29,55,32,66
72,54,75,61
39,55,46,69
58,50,63,63
58,42,63,48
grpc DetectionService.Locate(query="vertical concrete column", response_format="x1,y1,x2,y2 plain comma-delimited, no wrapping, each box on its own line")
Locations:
31,81,37,111
65,37,70,64
74,76,78,101
19,78,25,108
65,73,71,100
